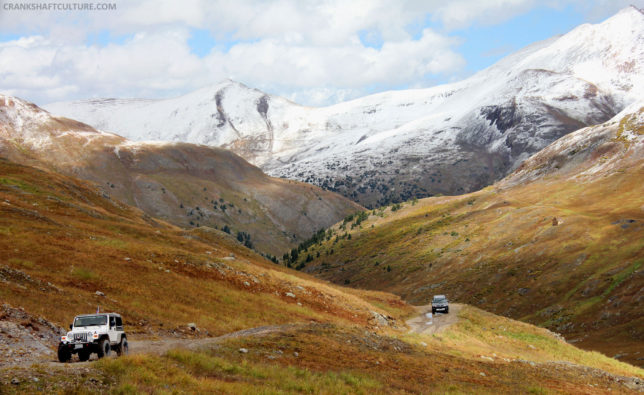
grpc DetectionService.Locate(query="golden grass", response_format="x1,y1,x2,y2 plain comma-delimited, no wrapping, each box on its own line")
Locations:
413,305,644,378
0,159,407,337
85,320,642,394
301,127,644,366
3,301,642,394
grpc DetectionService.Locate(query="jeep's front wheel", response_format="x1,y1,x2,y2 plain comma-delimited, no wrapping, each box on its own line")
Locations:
78,349,90,362
116,337,128,357
97,338,110,359
57,344,71,363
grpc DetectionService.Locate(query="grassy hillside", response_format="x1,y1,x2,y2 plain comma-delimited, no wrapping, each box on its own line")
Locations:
1,157,643,393
299,106,644,367
0,94,361,256
0,158,405,336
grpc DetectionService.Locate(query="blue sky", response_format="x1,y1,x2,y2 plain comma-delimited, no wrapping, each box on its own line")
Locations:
182,3,586,81
0,0,641,105
452,4,585,76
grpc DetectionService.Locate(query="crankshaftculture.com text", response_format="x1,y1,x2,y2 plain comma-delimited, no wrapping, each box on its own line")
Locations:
2,2,116,11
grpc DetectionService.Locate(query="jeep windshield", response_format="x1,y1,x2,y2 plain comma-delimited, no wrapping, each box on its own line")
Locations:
433,297,447,303
74,315,107,327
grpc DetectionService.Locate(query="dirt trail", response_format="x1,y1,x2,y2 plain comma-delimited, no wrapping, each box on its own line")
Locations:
129,324,295,356
406,303,461,335
20,324,298,369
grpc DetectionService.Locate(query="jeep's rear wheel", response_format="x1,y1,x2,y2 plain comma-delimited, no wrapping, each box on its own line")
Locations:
116,337,128,357
57,344,71,363
97,338,110,359
78,349,90,362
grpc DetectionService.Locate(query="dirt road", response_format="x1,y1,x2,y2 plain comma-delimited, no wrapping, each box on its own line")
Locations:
13,308,458,368
25,324,297,368
128,324,295,356
406,303,461,335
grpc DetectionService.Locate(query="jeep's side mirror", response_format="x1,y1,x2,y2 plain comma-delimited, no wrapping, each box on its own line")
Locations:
69,324,73,330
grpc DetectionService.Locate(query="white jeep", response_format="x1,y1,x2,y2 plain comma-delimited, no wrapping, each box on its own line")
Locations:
58,313,128,362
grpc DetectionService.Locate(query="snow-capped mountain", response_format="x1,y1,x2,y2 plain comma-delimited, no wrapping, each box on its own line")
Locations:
46,7,644,208
0,94,360,255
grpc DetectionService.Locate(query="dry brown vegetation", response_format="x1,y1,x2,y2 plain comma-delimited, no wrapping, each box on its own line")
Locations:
0,158,406,337
3,306,642,394
2,157,643,393
302,108,644,367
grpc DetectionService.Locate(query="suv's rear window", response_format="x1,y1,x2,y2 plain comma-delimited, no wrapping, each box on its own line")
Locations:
74,315,107,327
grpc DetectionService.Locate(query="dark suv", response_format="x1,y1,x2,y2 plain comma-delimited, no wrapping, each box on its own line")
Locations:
431,295,449,314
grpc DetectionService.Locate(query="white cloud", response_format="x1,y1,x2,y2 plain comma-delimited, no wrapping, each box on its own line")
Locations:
0,0,638,105
0,25,463,105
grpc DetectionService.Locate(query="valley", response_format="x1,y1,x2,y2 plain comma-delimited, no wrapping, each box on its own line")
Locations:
0,5,643,393
2,153,641,393
297,104,644,367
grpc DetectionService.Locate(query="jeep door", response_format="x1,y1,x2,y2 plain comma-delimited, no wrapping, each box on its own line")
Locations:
108,315,119,344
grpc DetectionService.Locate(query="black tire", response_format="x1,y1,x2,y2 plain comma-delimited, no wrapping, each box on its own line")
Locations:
57,344,71,363
78,349,90,362
432,308,436,314
445,308,449,314
97,338,110,359
116,337,128,357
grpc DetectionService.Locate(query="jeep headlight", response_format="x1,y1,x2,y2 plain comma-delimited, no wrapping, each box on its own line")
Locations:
92,331,99,339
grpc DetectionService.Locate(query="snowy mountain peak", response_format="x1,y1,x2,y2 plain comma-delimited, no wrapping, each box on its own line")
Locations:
622,4,643,16
44,8,644,207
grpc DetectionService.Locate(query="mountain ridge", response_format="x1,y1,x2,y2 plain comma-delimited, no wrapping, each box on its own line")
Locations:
0,94,361,256
45,7,644,207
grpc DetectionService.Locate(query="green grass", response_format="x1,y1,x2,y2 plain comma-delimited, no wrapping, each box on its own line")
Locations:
71,267,98,281
603,259,642,296
0,177,41,194
92,237,130,250
7,257,34,269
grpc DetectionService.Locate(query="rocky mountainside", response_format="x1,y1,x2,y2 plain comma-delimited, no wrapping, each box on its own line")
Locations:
46,7,644,208
293,103,644,366
0,95,361,255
